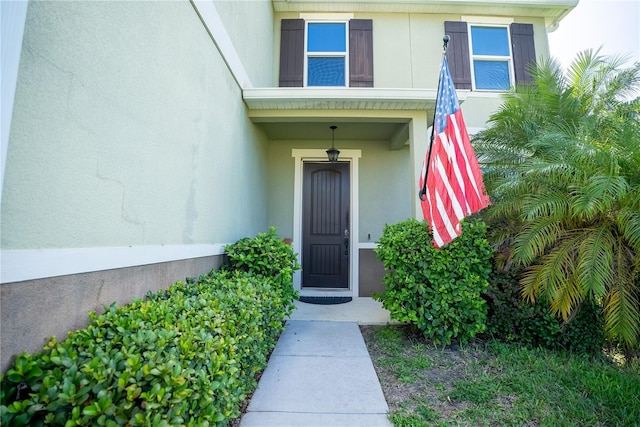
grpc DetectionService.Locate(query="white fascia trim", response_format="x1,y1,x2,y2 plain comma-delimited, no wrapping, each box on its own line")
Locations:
358,242,378,249
299,13,354,20
242,87,451,111
1,0,29,201
291,149,361,297
461,16,514,25
190,0,252,89
465,91,503,99
1,244,227,284
245,87,441,101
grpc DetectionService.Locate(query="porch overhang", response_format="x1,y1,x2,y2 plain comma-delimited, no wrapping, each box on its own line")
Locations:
242,88,468,148
243,87,467,111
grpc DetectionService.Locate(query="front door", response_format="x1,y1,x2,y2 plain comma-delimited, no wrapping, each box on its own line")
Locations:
302,162,350,288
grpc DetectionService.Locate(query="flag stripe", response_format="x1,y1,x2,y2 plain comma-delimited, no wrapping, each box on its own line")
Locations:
450,112,487,210
439,130,471,215
419,56,490,248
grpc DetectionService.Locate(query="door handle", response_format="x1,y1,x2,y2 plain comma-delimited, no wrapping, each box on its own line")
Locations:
343,229,349,256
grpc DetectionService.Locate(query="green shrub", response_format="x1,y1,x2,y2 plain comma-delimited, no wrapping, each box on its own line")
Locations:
485,268,606,355
0,269,290,426
374,218,493,345
223,226,300,312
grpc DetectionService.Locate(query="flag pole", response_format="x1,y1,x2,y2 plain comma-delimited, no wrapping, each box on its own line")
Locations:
419,34,450,201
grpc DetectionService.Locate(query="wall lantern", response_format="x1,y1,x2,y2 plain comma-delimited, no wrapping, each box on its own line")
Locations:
326,125,340,162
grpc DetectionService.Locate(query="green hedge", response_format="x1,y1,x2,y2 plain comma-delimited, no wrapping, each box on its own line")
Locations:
485,267,606,355
223,226,299,308
374,218,494,345
1,229,300,426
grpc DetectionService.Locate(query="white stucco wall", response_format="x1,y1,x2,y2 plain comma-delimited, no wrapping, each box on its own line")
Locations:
1,1,29,198
1,0,269,251
214,0,274,87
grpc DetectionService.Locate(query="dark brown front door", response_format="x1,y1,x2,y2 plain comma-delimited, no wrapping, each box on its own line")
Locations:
302,162,350,288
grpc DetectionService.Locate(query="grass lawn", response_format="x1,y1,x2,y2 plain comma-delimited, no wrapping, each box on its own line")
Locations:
361,325,640,427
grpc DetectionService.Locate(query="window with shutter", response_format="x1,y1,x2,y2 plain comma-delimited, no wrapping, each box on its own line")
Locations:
279,18,373,88
444,21,536,91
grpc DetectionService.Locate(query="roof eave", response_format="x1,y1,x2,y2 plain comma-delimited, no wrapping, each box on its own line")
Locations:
272,0,579,30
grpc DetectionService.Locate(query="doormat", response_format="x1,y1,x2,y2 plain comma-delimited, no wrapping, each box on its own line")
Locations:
299,296,353,305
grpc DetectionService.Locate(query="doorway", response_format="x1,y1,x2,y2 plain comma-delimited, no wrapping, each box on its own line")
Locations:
302,162,350,288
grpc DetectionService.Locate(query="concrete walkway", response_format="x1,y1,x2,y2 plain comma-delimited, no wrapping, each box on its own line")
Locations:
240,299,394,427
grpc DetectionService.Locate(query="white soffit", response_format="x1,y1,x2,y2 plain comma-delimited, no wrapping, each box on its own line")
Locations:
242,87,466,110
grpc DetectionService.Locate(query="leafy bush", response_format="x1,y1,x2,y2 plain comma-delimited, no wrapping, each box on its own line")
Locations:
486,267,606,355
223,226,300,310
374,218,493,345
1,227,300,426
473,52,640,352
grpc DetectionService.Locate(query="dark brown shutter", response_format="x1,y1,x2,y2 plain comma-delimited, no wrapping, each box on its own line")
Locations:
511,23,536,85
279,19,304,87
349,19,373,87
444,21,472,89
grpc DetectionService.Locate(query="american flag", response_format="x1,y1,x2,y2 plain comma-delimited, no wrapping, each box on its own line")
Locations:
419,56,490,248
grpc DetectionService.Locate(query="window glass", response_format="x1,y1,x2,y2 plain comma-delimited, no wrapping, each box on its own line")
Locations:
471,27,510,56
470,24,512,90
308,57,345,86
306,22,347,86
473,61,510,90
308,23,346,52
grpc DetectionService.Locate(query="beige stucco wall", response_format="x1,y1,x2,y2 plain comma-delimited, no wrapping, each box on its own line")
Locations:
1,0,269,250
266,139,411,243
358,141,412,242
271,12,550,129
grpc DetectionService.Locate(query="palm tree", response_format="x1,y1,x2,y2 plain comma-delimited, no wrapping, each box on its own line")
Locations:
474,50,640,353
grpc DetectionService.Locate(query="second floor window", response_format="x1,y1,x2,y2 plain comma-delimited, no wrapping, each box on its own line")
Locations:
470,26,512,90
306,22,347,86
445,21,536,92
279,18,373,88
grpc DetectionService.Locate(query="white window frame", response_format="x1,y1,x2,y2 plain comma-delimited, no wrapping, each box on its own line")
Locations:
304,20,350,87
467,23,515,92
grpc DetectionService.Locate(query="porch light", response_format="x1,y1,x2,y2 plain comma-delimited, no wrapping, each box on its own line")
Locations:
326,125,340,162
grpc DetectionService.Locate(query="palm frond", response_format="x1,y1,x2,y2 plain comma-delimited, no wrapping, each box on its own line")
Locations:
617,207,640,251
520,235,581,318
534,236,583,319
520,263,547,303
576,227,615,299
521,189,570,221
550,270,582,321
604,270,640,347
512,216,563,266
572,175,630,220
